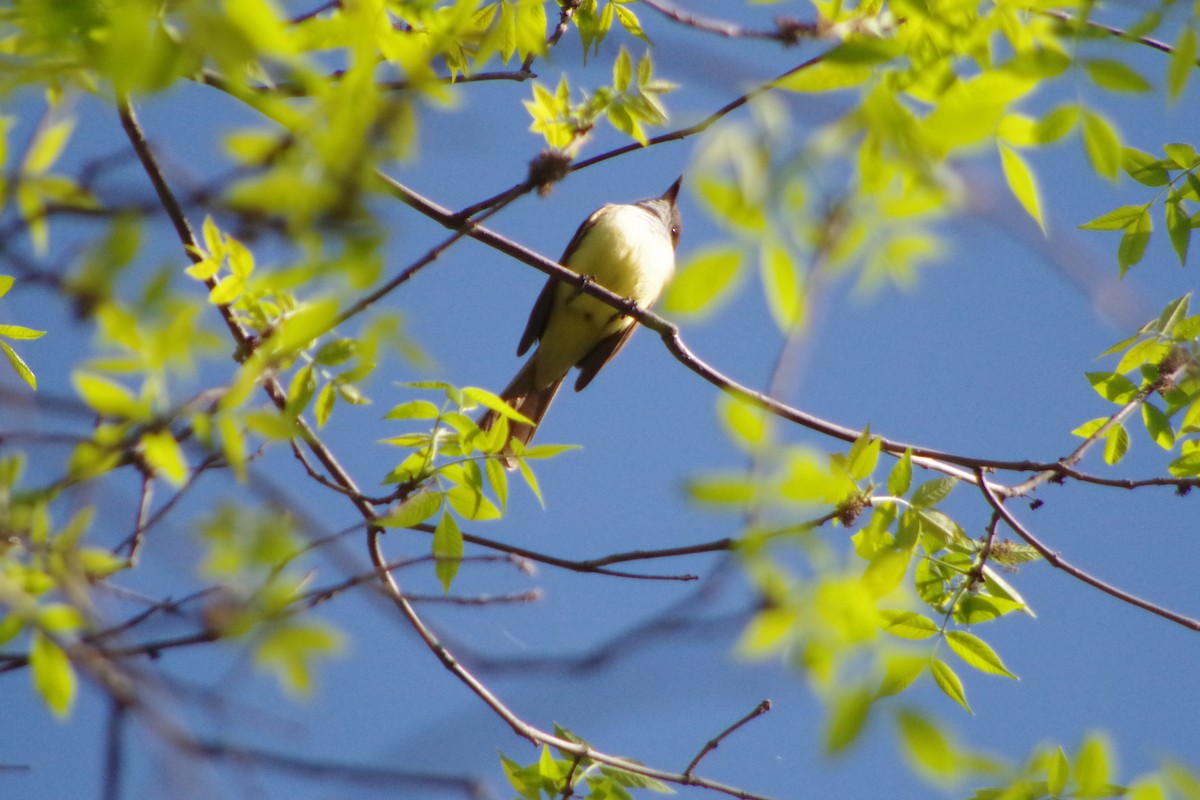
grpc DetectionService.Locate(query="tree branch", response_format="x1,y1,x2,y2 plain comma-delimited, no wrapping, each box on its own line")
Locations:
975,468,1200,633
366,528,774,800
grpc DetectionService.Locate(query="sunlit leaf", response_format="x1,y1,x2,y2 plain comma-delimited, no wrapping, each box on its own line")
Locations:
825,688,872,753
930,659,971,713
998,143,1043,229
30,630,75,718
945,631,1017,679
432,512,463,592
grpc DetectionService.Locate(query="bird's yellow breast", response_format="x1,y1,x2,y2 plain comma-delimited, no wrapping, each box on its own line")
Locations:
532,204,676,385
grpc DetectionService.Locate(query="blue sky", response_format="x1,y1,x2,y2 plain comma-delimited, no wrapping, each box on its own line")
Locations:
6,2,1200,799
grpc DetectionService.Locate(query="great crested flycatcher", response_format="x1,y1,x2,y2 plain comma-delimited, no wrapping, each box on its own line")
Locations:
479,177,683,465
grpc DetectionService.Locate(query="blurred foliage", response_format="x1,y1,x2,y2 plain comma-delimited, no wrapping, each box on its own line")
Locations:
0,0,1199,798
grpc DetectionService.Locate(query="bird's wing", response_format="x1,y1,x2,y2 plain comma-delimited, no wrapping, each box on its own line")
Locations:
573,323,638,391
517,207,603,356
517,277,558,356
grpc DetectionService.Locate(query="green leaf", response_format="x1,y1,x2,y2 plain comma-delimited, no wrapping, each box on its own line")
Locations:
0,324,46,340
1080,204,1148,231
737,607,798,656
463,386,533,424
613,4,650,43
945,631,1017,679
825,688,872,753
30,630,76,718
775,61,873,93
1086,372,1139,403
879,609,938,639
687,473,757,505
1075,735,1112,798
25,117,75,174
1168,450,1200,476
760,243,803,329
1121,148,1170,186
720,395,767,449
0,340,37,389
1082,110,1122,180
254,621,343,697
661,246,743,316
140,430,189,486
597,764,671,792
379,490,442,528
930,658,972,713
73,372,146,420
1168,29,1198,100
696,177,765,232
1072,417,1107,438
384,399,441,421
846,427,880,480
1166,200,1190,266
1118,209,1153,274
1115,337,1169,374
1142,403,1174,449
998,143,1043,230
1048,746,1071,797
1103,425,1130,465
910,477,956,509
896,709,958,777
445,482,501,521
887,449,913,496
314,381,336,427
612,46,632,93
878,654,927,697
432,512,463,592
1163,143,1196,169
499,751,542,800
1082,59,1151,93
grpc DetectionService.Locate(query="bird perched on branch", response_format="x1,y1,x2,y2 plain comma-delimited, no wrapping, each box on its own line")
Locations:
479,177,683,466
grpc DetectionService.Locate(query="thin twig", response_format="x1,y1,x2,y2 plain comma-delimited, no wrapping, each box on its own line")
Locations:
366,528,775,800
1037,8,1187,60
684,700,772,776
975,468,1200,633
102,699,127,800
640,0,818,43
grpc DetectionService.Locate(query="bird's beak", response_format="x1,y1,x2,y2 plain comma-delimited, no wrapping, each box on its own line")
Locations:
661,176,683,206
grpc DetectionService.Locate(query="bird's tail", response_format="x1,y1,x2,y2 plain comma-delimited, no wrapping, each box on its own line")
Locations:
477,356,565,468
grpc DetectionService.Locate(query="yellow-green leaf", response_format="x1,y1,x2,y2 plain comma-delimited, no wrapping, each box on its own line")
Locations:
896,709,958,777
379,489,442,528
999,143,1043,230
0,340,37,389
931,658,971,713
432,512,463,592
945,630,1017,679
879,609,938,639
140,430,189,486
30,630,76,718
661,246,743,317
1169,29,1198,100
1082,110,1122,181
825,688,872,753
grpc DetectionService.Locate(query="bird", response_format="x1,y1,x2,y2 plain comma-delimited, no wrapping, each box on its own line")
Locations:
478,177,683,466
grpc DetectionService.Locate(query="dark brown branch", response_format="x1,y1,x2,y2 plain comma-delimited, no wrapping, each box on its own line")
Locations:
641,0,819,43
975,468,1200,633
1037,8,1186,59
685,700,772,776
406,521,733,580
